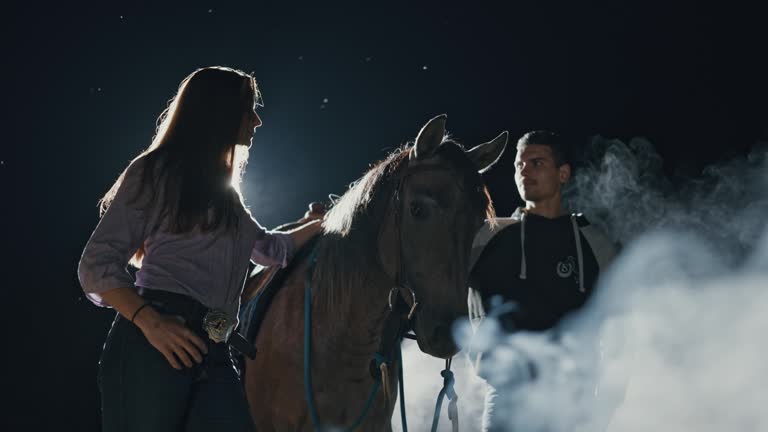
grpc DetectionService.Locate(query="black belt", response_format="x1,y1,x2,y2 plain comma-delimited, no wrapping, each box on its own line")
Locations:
140,289,256,360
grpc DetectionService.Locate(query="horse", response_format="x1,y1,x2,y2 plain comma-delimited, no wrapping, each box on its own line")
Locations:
240,114,508,431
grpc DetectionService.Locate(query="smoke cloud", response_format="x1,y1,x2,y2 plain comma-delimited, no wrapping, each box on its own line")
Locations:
395,137,768,431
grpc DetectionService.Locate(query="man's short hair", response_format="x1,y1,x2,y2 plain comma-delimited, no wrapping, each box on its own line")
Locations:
517,130,570,167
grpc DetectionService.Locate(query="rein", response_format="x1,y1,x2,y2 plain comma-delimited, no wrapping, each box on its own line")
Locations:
304,247,411,431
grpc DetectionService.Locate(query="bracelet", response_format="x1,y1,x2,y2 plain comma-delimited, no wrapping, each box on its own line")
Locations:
131,302,152,323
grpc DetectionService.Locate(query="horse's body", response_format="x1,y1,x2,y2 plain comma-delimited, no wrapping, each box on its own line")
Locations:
242,116,507,431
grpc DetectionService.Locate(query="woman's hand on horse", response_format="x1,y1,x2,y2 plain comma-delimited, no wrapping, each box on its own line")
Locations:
134,306,209,370
299,201,327,223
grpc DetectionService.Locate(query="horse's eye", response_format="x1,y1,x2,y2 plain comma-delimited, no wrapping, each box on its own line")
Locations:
410,202,429,220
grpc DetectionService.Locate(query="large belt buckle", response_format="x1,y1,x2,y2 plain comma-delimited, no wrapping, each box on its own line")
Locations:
202,309,234,343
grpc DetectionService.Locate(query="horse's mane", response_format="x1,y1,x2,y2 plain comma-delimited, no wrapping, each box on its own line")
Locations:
312,140,496,313
321,147,407,237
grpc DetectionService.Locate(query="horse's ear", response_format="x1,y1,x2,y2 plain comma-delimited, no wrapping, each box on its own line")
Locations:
466,131,509,173
411,114,447,160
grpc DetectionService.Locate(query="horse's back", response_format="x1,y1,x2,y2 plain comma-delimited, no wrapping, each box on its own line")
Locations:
242,247,314,431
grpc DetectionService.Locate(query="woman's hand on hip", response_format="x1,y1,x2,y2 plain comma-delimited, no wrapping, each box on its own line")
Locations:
134,306,209,370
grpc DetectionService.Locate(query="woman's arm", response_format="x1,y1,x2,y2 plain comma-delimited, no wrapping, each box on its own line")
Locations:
250,217,324,268
286,219,323,249
78,158,206,369
99,287,208,370
78,159,151,306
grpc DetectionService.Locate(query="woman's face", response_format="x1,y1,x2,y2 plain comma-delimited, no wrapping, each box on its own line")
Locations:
238,103,262,148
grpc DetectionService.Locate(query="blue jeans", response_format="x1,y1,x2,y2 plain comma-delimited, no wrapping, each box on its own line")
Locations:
98,315,256,432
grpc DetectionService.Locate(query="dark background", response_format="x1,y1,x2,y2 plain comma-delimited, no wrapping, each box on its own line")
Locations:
4,2,767,430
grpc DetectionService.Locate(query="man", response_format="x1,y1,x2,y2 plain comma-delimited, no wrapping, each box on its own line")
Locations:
467,130,618,431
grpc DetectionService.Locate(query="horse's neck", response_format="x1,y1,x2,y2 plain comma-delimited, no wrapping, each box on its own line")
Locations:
307,270,398,427
310,242,394,375
321,277,391,357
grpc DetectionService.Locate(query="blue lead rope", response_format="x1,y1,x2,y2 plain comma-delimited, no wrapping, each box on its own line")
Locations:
397,343,408,432
304,249,390,431
430,362,459,432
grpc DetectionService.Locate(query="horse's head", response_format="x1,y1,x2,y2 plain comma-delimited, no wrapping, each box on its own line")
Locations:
380,114,507,358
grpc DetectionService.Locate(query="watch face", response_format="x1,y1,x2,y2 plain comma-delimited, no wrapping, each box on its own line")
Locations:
203,309,234,343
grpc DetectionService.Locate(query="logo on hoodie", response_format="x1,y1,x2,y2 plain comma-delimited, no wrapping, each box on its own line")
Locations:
556,256,576,279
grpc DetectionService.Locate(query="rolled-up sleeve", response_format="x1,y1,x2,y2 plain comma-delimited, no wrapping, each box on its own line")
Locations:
78,159,152,307
250,222,294,268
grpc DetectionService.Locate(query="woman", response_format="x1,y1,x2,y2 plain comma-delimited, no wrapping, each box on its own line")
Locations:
78,66,322,431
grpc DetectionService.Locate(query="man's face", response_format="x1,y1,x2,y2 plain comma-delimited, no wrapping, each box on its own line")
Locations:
514,143,571,203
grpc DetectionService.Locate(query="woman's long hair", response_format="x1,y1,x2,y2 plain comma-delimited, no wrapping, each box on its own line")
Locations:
99,66,261,266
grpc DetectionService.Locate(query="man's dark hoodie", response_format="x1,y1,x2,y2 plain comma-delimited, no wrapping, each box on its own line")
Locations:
468,208,617,333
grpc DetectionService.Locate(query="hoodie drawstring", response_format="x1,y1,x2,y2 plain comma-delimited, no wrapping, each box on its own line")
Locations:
519,212,527,280
570,215,585,292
